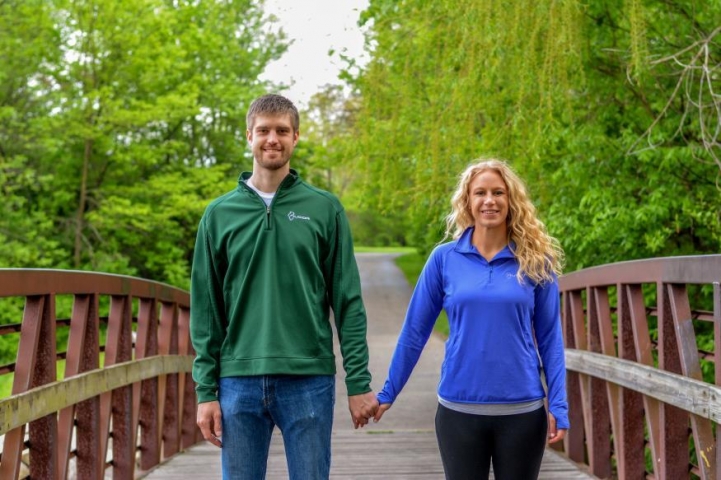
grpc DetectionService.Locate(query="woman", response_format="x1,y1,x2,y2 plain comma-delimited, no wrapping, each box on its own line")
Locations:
374,159,568,480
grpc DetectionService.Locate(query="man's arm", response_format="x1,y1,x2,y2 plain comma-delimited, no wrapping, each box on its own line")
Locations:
326,208,375,424
190,217,227,444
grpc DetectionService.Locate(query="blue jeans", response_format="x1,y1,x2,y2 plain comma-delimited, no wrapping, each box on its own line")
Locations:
218,375,335,480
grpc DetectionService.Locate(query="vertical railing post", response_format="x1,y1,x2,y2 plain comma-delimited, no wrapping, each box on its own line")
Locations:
586,287,612,478
616,283,646,479
562,290,586,462
28,294,59,480
178,306,199,448
105,294,135,480
159,301,180,458
0,295,58,480
136,297,160,471
57,294,102,480
626,284,661,477
657,282,689,479
667,284,715,479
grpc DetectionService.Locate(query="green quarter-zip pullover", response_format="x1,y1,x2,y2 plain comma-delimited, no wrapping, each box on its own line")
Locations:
190,169,371,403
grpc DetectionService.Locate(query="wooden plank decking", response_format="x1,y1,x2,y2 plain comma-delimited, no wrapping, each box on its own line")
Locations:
143,253,594,480
142,430,594,479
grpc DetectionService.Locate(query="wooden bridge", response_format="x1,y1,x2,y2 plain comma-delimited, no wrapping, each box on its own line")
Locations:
0,253,719,479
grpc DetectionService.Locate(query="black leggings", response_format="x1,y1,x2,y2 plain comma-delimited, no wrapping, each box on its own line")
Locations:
435,403,547,480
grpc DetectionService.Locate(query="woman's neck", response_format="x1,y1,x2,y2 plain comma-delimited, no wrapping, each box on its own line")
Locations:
472,227,508,262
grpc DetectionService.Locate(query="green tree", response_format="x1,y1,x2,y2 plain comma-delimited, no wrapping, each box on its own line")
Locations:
347,0,586,252
301,84,410,246
0,0,288,285
0,1,65,267
345,0,721,266
544,0,721,269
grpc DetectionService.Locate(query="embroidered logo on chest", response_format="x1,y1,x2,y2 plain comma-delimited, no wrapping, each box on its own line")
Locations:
287,211,311,221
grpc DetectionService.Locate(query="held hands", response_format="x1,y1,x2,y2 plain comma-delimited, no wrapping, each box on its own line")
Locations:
197,401,223,448
348,391,380,429
547,412,567,444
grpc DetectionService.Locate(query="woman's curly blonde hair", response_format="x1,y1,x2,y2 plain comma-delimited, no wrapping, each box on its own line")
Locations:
444,158,564,284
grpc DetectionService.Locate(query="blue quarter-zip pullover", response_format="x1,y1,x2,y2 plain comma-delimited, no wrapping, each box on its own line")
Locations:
377,227,569,429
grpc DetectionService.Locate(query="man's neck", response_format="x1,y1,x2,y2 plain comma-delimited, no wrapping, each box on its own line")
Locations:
250,166,290,193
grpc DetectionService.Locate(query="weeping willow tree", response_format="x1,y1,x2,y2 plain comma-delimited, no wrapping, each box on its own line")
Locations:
347,0,585,249
345,0,721,266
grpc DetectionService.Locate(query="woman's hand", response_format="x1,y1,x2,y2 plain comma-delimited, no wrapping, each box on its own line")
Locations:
547,412,567,444
373,403,392,422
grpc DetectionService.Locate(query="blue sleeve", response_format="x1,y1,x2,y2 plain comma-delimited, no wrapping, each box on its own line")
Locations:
377,248,445,405
533,275,569,429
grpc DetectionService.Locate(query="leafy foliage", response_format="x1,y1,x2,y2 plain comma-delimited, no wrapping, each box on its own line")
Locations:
344,0,721,268
0,0,287,284
1,0,719,357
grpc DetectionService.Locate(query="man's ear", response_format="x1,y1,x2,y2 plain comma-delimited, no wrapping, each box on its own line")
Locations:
293,129,300,145
246,129,252,143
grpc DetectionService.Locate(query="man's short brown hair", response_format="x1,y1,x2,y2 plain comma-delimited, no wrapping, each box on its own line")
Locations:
246,94,300,132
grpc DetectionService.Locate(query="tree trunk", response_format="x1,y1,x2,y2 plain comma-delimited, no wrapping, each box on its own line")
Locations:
74,138,92,268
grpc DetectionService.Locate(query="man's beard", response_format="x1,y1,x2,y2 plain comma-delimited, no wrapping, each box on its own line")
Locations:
255,151,290,170
256,155,290,170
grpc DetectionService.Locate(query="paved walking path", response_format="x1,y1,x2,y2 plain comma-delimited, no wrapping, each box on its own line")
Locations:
143,253,594,479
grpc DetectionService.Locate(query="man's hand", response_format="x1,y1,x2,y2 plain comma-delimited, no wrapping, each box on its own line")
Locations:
348,391,379,429
373,403,391,422
197,401,223,447
547,412,567,444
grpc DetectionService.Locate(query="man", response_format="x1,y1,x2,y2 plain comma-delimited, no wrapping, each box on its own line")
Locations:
190,93,378,480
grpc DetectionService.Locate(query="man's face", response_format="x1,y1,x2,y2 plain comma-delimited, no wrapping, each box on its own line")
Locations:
246,114,299,171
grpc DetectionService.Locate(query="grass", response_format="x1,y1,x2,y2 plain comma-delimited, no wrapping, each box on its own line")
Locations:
0,374,11,397
0,356,103,399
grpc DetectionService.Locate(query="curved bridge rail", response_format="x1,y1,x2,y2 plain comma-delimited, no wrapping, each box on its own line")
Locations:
0,269,200,479
559,255,721,479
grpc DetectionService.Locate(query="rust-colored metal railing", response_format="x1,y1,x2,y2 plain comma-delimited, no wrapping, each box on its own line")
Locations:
559,255,721,479
0,269,201,479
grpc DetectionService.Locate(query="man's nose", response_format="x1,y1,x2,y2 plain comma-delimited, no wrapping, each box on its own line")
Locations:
267,131,279,143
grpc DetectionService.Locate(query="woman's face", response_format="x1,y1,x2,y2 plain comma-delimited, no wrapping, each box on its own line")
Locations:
468,170,509,232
